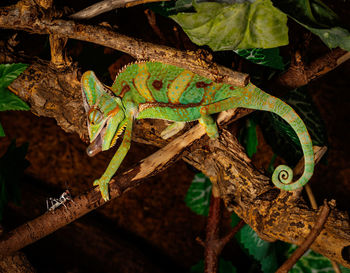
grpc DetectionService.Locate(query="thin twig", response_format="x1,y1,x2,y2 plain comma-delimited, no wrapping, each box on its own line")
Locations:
144,9,166,43
305,184,318,210
276,200,331,273
70,0,169,20
203,167,245,273
218,220,245,250
204,193,222,273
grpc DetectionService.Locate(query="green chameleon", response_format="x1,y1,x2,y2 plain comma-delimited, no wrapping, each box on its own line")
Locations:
81,61,314,201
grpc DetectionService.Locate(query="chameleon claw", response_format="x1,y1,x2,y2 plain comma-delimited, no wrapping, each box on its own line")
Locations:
93,179,110,201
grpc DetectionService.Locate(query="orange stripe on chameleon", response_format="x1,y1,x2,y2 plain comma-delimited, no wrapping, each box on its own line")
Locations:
133,63,155,102
107,105,121,116
168,70,194,103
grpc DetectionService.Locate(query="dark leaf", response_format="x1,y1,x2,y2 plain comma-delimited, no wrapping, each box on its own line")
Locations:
184,173,212,216
0,123,4,137
272,0,350,51
0,140,29,220
235,48,285,70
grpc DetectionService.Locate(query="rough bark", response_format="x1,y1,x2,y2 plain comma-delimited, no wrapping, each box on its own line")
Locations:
0,252,36,273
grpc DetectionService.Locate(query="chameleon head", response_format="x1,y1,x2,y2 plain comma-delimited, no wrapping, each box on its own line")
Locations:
81,71,126,157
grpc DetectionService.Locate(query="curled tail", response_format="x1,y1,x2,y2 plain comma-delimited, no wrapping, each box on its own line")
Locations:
243,84,314,191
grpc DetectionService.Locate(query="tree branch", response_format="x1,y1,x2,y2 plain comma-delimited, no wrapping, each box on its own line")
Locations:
275,48,350,89
0,1,249,86
70,0,169,20
276,200,331,273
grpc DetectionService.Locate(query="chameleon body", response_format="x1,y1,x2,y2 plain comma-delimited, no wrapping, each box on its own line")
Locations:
81,62,314,200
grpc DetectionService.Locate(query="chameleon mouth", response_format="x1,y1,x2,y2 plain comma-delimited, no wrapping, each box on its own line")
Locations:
87,121,127,157
86,134,103,157
86,121,108,157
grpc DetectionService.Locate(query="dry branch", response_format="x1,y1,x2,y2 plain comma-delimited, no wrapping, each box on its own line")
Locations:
276,48,350,89
70,0,169,19
0,1,249,86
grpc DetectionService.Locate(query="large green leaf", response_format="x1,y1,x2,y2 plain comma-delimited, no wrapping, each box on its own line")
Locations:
287,245,350,273
272,0,350,51
190,259,237,273
0,140,29,220
184,172,212,216
0,63,29,111
235,48,285,70
170,0,289,50
237,225,281,273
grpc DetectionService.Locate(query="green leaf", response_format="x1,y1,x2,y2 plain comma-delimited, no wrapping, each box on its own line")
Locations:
184,173,212,216
272,0,350,51
170,0,289,50
0,140,29,220
0,123,5,137
237,225,281,273
241,118,258,158
190,260,204,273
219,259,237,273
0,88,30,111
230,212,241,227
0,63,28,89
287,245,346,273
340,265,350,273
258,86,327,166
235,48,285,70
305,26,350,51
0,63,30,111
272,0,338,28
190,259,237,273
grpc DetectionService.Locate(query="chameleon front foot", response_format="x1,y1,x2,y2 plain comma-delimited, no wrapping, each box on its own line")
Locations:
93,178,110,201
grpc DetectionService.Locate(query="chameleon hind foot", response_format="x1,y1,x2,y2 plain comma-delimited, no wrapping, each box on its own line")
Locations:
199,115,218,139
93,178,110,201
160,122,186,139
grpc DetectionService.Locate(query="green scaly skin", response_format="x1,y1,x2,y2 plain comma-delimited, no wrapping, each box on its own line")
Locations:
81,62,314,201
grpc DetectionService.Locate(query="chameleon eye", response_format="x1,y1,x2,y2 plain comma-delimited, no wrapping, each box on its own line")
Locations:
88,108,103,125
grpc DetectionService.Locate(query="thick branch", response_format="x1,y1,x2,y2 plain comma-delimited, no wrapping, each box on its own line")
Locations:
184,130,350,268
0,1,249,86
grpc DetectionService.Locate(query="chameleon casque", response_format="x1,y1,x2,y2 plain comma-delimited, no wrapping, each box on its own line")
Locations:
81,61,314,201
